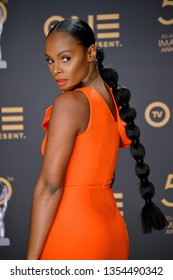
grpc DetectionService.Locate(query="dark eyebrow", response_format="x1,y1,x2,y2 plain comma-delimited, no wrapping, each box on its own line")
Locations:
45,50,72,57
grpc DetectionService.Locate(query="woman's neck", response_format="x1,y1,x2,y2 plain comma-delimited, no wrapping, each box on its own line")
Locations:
78,64,103,88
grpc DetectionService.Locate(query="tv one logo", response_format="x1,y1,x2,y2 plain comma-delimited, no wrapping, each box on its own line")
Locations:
145,102,171,127
44,14,121,48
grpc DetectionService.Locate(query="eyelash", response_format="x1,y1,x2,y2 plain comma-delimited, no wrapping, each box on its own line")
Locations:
46,58,54,65
62,56,71,62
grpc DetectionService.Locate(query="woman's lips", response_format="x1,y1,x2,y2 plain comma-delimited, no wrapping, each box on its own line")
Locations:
56,79,68,87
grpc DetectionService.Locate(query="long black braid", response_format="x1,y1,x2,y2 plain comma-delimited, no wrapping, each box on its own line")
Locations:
96,47,168,233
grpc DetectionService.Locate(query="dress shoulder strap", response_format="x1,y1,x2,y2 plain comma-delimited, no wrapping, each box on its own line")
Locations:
104,83,131,148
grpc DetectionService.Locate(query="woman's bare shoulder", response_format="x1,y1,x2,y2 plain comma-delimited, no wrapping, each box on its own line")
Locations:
50,90,90,134
53,90,89,109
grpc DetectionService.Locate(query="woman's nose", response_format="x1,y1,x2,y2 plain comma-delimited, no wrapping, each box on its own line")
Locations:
53,63,63,75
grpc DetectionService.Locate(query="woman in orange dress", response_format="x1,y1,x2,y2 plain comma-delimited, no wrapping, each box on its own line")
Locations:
26,19,167,260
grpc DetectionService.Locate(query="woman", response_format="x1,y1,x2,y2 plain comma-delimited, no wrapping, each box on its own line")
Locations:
27,19,167,260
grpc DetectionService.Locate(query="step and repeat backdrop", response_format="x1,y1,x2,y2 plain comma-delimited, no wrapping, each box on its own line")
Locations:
0,0,173,260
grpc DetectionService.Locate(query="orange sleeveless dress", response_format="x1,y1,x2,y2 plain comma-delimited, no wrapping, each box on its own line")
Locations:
40,86,131,260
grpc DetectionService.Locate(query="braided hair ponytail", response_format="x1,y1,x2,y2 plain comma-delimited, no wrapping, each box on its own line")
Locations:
96,47,168,233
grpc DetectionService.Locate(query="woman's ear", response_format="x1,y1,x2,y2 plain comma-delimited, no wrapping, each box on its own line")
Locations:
87,44,97,62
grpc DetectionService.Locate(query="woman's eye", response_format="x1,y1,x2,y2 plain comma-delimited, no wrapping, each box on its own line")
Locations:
46,58,54,65
62,57,71,62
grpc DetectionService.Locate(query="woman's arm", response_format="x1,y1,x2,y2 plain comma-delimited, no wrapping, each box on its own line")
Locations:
26,176,64,260
26,91,90,259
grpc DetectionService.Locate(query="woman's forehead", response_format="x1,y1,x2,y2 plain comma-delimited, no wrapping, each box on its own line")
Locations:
46,32,77,45
45,32,84,54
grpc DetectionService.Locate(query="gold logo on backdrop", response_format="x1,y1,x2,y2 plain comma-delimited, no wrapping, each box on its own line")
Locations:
165,216,173,234
158,0,173,53
158,34,173,53
0,2,7,24
95,14,120,38
161,174,173,235
44,14,122,48
1,107,24,131
158,0,173,25
0,176,12,246
44,15,64,35
113,192,124,216
145,102,170,127
0,107,26,140
161,174,173,207
0,177,12,206
0,1,7,69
